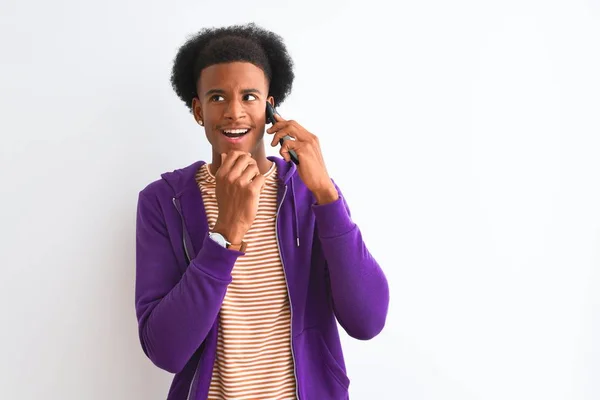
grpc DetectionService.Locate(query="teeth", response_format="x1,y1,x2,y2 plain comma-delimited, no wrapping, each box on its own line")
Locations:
223,129,249,134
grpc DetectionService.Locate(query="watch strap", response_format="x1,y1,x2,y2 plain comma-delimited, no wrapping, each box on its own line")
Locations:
210,231,246,253
227,241,247,252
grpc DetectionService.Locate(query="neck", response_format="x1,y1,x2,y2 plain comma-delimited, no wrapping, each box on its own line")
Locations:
210,145,272,175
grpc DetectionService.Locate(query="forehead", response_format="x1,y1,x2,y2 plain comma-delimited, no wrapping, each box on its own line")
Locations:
198,61,268,93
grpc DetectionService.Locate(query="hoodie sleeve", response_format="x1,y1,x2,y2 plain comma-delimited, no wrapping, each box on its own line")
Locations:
311,181,389,340
135,190,241,374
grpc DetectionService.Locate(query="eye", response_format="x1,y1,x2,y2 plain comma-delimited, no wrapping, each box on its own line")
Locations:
243,93,258,101
210,95,225,102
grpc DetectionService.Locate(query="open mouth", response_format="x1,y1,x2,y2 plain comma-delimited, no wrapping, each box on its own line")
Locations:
222,128,250,138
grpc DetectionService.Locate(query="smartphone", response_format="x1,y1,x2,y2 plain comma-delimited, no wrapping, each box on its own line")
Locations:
266,102,299,165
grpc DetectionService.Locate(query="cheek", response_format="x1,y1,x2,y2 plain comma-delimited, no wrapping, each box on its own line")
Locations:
248,102,266,122
204,127,220,146
202,102,223,122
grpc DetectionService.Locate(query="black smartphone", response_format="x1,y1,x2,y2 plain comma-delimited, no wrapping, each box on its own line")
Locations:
266,102,299,165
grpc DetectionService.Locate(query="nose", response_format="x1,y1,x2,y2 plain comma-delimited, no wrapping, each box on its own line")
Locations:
223,98,246,121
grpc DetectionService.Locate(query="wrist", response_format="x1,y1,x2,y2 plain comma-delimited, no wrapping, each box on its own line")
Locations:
209,231,247,252
213,221,246,244
313,183,339,205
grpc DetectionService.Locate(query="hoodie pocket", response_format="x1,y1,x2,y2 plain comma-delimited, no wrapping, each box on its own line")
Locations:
318,333,350,390
297,329,349,399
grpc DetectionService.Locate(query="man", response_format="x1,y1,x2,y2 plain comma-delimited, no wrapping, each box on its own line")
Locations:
135,22,389,400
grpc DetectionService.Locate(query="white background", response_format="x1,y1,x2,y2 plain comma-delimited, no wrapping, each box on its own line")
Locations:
1,0,599,399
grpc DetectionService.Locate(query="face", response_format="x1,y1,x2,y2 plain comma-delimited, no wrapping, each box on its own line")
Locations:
192,61,274,157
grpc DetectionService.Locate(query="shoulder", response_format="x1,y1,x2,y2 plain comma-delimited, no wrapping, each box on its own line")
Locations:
138,160,206,201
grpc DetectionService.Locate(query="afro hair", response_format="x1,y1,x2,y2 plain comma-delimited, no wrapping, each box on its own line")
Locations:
170,22,295,112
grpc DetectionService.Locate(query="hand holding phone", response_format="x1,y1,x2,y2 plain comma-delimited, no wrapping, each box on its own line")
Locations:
266,103,299,165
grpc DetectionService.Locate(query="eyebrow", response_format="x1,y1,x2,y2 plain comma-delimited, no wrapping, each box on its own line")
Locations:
204,88,263,98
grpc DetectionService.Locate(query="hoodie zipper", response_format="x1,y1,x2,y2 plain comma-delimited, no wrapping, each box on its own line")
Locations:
175,186,298,399
275,184,300,400
186,361,200,400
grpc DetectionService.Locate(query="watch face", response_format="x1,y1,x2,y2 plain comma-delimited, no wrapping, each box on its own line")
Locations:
209,232,227,247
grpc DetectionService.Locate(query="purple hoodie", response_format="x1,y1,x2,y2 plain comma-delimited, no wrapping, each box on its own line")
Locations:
135,156,389,399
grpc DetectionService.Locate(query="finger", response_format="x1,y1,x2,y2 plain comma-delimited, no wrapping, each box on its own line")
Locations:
218,151,248,179
266,119,290,134
238,163,260,185
216,152,230,178
280,140,299,163
280,146,290,163
273,134,297,149
271,129,297,147
219,150,243,173
280,147,290,163
248,173,266,193
228,154,255,181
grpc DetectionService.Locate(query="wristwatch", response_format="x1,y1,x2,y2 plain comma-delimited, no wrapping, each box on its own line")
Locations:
209,232,247,252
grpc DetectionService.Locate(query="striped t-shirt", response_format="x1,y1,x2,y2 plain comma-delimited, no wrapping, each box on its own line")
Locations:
196,162,297,400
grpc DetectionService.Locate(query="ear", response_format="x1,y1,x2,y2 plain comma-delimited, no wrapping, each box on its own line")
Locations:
267,96,275,108
192,97,203,124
